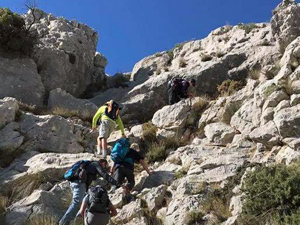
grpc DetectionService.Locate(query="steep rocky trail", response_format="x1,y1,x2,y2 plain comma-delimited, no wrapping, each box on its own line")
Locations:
1,1,300,225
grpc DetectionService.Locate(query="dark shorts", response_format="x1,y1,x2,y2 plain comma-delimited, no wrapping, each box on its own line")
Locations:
113,166,135,190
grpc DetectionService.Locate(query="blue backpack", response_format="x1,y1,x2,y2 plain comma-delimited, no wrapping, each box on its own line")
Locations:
64,160,90,181
111,138,133,165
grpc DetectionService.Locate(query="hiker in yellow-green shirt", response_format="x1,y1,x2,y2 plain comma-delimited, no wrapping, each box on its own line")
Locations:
91,100,125,158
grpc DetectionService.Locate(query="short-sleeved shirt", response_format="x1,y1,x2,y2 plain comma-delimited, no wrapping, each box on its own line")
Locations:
115,148,144,170
187,85,197,97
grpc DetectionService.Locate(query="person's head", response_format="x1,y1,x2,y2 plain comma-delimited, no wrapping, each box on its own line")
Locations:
99,158,108,170
106,100,122,117
190,79,196,86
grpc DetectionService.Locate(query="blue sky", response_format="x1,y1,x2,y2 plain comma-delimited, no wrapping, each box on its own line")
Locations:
1,0,285,75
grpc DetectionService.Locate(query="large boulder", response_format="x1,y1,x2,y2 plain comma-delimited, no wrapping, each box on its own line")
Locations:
271,0,300,52
152,100,190,130
5,181,71,225
0,57,45,106
48,88,98,120
204,122,236,145
0,122,24,151
24,9,102,97
274,104,300,138
0,97,19,129
18,113,84,153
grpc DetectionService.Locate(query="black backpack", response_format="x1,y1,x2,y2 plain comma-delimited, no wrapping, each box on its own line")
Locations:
87,186,110,214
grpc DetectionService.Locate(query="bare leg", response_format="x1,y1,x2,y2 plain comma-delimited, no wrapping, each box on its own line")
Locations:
101,137,108,158
97,137,101,155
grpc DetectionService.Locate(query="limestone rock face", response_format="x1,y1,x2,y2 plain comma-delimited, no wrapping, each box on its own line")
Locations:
274,105,300,138
271,0,300,51
204,122,236,145
5,181,71,225
152,100,191,130
0,97,19,129
24,9,103,97
0,122,24,151
19,113,84,153
48,88,98,120
0,57,45,106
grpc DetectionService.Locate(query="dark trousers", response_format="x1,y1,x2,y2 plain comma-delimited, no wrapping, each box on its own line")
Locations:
168,88,180,105
113,166,135,190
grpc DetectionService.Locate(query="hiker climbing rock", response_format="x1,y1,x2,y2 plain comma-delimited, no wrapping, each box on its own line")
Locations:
59,159,119,225
77,185,117,225
110,139,153,203
91,100,125,158
167,78,196,105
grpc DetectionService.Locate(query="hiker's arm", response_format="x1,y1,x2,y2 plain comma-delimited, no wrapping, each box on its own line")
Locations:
110,163,116,175
140,159,152,175
92,107,104,129
79,196,88,217
116,115,125,136
95,164,119,187
109,205,117,217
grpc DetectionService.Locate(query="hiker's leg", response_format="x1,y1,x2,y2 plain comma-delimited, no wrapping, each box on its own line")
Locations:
59,182,86,225
113,167,126,186
96,137,101,155
101,137,108,158
125,168,135,192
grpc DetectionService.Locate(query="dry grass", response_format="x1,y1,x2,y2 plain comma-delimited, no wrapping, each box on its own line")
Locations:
142,122,157,142
0,168,65,205
249,68,261,80
26,215,58,225
146,136,181,164
185,210,205,225
237,23,259,34
51,106,93,121
217,80,244,97
18,101,49,115
201,54,213,62
179,58,187,68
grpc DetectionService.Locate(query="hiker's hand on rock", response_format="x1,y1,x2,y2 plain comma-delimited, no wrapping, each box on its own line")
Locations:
148,169,154,175
90,128,96,133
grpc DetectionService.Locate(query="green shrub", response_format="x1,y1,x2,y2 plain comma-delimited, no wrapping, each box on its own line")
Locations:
185,210,205,225
237,23,259,34
217,80,244,97
0,8,36,55
239,164,300,225
142,122,157,142
175,168,187,179
263,84,279,98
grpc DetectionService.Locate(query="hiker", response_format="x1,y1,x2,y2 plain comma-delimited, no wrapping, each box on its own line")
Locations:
167,78,196,105
77,185,117,225
110,140,153,203
59,159,120,225
91,100,125,158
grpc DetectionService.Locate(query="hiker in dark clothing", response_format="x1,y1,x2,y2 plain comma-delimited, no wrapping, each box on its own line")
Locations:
167,78,196,105
59,159,119,225
111,147,152,202
78,185,117,225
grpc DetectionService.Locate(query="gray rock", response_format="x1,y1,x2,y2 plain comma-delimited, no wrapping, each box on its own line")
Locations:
0,97,19,129
249,121,280,147
275,146,300,164
94,52,108,68
24,9,101,97
19,113,84,153
274,105,300,138
0,122,24,151
290,94,300,106
0,57,45,106
152,100,190,130
48,88,98,120
204,122,236,145
137,185,167,211
271,0,300,51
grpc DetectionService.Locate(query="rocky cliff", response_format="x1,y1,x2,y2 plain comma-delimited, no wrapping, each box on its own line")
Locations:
1,1,300,225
